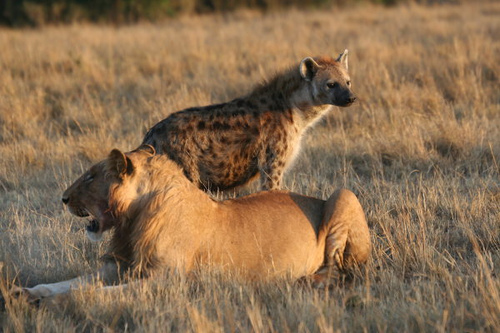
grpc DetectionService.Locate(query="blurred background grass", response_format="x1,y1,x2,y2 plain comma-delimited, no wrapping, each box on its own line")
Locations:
2,0,465,27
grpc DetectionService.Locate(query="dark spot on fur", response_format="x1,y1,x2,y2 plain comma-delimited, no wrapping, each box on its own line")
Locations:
265,147,276,159
212,121,222,130
197,121,206,130
245,101,257,109
232,110,244,117
212,121,231,131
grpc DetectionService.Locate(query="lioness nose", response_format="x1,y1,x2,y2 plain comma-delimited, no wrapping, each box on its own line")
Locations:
62,196,69,204
348,96,357,103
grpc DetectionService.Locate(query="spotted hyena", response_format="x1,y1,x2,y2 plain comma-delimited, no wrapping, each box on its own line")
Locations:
142,50,356,192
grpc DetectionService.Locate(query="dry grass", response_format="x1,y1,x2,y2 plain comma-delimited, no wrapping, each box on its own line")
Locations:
1,1,499,332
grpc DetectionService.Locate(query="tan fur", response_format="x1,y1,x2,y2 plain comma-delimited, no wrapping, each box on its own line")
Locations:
142,51,356,192
20,147,372,300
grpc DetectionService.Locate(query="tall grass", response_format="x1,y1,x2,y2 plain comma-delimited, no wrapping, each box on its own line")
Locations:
1,1,499,331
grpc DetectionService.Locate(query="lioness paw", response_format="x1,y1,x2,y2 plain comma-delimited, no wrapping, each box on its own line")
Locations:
9,285,43,304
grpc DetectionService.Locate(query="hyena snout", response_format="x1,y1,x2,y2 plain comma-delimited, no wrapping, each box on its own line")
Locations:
338,90,357,107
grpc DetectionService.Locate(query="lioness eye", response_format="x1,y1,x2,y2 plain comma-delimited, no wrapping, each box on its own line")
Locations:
327,82,338,89
346,80,351,86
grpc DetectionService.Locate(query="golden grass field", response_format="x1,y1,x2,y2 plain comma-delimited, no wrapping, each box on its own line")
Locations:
0,1,499,331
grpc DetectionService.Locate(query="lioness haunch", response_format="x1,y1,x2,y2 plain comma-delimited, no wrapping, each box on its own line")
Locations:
19,146,371,299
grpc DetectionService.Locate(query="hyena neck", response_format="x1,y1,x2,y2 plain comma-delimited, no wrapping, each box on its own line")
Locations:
249,66,333,126
290,92,333,127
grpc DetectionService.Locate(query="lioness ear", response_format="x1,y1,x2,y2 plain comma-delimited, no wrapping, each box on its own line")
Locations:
299,57,320,81
108,149,134,178
336,49,348,71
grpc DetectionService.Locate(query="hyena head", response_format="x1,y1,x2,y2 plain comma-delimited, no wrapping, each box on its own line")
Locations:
299,50,356,107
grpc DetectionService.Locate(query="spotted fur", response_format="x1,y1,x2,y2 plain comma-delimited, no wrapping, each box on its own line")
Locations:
143,50,356,191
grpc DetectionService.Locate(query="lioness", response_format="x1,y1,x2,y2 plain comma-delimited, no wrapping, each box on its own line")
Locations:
20,147,370,299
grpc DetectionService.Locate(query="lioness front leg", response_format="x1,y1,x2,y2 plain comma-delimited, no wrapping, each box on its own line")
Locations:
14,262,120,300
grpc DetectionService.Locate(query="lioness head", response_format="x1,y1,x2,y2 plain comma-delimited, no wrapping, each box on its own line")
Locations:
62,145,155,242
299,50,356,107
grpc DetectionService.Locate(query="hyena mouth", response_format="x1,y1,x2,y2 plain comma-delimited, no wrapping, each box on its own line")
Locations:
339,96,357,107
338,99,356,107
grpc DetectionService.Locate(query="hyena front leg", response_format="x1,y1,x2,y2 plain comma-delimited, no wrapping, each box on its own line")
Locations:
259,146,286,191
312,189,371,287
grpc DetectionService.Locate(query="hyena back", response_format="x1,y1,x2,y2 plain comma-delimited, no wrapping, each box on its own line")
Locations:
142,50,356,192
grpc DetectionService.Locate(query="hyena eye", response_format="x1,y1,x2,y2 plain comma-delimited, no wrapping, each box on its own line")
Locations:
326,82,338,89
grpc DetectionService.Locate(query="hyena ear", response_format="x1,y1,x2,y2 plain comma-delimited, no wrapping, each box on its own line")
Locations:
336,49,348,71
299,57,320,81
107,149,134,179
135,144,156,155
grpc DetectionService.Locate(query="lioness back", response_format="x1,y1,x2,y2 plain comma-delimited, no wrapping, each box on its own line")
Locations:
200,191,327,277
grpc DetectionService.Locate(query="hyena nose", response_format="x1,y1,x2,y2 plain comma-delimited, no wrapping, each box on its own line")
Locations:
62,196,69,205
348,96,357,103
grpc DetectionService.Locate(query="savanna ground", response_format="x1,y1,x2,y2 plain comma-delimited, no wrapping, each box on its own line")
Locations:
0,1,499,331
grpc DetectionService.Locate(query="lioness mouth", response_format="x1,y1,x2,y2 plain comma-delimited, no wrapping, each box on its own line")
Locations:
86,219,99,233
